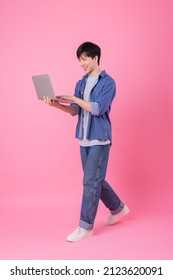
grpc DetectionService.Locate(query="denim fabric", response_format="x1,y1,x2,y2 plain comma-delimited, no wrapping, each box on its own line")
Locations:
79,144,123,230
71,71,116,141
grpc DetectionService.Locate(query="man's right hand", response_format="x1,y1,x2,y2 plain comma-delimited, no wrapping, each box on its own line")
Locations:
42,95,76,115
43,96,60,107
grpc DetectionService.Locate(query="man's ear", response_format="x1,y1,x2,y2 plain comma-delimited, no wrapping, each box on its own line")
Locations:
94,55,98,63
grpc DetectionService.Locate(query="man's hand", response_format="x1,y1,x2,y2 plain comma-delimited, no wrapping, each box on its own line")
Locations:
57,95,75,102
42,95,77,115
58,95,92,112
43,96,60,107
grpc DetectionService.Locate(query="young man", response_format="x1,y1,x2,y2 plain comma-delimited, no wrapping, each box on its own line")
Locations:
44,42,129,242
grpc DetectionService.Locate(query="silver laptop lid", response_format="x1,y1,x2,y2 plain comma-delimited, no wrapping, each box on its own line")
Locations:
32,74,57,100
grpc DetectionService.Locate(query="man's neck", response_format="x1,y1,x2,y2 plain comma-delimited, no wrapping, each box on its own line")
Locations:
88,66,102,77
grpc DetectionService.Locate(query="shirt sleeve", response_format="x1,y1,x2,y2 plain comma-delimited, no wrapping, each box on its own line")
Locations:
70,80,82,116
70,103,80,116
91,78,116,116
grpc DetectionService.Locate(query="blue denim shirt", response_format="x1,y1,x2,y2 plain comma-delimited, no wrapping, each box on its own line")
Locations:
71,70,116,142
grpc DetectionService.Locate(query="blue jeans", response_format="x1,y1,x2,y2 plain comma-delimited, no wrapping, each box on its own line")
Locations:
79,144,124,230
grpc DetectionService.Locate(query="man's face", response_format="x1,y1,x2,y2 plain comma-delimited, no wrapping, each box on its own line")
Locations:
78,53,98,75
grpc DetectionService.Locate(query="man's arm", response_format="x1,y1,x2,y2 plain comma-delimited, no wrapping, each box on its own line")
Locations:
43,96,76,115
58,95,92,112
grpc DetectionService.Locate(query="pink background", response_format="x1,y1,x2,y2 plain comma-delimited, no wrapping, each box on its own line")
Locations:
0,0,173,259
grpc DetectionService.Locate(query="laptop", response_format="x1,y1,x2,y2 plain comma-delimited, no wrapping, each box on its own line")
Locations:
32,74,71,103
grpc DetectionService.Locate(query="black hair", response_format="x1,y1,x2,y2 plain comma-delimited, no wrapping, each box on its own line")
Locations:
76,42,101,65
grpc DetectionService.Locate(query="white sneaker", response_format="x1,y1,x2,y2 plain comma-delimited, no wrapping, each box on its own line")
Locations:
104,205,130,225
66,227,93,242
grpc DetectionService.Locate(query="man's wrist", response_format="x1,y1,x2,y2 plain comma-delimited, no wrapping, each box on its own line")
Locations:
73,96,78,103
54,100,61,107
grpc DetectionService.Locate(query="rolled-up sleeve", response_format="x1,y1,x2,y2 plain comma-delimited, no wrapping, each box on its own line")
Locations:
90,79,116,116
70,103,80,116
70,80,83,116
